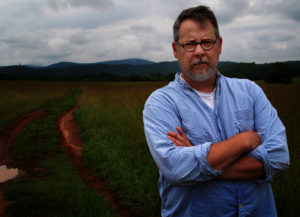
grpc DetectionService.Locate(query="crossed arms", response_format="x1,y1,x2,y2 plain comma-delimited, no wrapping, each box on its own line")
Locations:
143,81,289,184
143,103,289,184
168,127,265,180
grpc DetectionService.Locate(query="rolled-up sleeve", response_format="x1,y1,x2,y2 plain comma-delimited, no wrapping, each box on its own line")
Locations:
143,103,222,185
248,82,290,182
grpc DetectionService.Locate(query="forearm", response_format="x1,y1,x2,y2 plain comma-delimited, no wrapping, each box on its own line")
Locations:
144,112,222,184
207,131,260,170
217,155,265,180
167,127,263,182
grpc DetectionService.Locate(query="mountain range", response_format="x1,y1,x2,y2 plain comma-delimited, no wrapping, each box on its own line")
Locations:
0,58,299,82
44,58,156,69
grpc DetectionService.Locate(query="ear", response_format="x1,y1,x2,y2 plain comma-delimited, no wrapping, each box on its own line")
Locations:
172,41,178,59
218,37,223,55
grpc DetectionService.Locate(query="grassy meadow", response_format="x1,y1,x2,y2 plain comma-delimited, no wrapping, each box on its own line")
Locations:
0,81,116,217
0,81,78,132
260,80,300,217
0,79,299,217
74,82,165,217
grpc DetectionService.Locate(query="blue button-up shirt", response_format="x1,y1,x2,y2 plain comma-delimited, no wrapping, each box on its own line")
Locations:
143,73,289,217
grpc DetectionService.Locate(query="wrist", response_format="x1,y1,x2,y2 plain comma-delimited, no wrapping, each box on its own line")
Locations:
242,131,260,151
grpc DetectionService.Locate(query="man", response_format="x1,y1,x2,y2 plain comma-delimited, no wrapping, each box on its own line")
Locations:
143,5,290,217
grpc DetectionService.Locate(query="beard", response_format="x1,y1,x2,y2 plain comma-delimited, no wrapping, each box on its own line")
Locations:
184,58,215,82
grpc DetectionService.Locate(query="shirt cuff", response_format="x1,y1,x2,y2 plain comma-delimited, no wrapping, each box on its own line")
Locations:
248,145,272,183
194,142,223,180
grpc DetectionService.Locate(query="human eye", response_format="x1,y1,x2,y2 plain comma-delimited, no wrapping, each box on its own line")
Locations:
184,41,195,46
183,41,196,49
201,39,215,50
201,39,214,45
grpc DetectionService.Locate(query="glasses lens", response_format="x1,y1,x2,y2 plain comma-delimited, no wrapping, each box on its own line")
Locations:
180,39,216,52
183,42,196,51
201,40,215,50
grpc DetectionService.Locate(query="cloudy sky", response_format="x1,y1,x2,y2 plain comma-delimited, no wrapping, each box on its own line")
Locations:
1,0,300,66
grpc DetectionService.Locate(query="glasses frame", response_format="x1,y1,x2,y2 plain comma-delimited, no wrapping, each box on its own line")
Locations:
176,38,219,52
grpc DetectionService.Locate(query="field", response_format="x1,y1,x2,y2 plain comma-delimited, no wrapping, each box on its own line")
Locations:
0,79,299,217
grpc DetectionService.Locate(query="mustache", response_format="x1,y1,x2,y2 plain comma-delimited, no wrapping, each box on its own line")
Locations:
192,59,209,66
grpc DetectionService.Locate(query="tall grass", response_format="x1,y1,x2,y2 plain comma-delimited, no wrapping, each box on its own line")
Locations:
261,83,300,217
1,80,298,217
0,81,79,132
4,89,116,217
74,82,166,217
74,81,299,217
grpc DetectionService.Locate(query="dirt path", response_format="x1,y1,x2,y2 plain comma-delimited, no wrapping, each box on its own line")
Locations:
57,107,132,217
0,109,47,167
0,109,48,217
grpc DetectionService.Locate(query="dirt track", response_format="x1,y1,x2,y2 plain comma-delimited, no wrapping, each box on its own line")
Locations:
58,107,131,217
0,109,47,167
0,107,131,217
0,109,48,217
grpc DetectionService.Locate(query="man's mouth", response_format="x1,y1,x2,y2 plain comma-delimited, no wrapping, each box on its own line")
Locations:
195,62,206,66
193,62,207,70
192,60,208,67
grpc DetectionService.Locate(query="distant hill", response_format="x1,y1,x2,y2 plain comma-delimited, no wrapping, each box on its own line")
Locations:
0,59,299,82
100,58,155,65
46,59,155,69
46,62,88,69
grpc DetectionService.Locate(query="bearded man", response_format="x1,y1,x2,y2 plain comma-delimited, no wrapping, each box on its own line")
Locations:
143,5,289,217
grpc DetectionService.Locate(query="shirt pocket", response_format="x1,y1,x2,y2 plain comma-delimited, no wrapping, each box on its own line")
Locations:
181,111,215,144
233,109,254,134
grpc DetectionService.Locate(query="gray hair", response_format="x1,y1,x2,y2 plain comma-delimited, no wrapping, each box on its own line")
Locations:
173,5,220,42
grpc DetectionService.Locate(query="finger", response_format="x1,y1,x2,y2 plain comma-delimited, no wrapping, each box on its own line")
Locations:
176,127,188,138
168,136,182,146
168,131,177,137
176,127,193,146
168,136,187,147
168,130,193,147
168,135,192,147
168,131,187,144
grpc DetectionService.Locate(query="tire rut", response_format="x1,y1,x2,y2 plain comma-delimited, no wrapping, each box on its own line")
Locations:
57,107,132,217
0,108,48,217
0,109,48,167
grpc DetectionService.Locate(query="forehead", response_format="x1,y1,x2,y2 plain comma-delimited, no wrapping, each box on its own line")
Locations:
178,19,215,40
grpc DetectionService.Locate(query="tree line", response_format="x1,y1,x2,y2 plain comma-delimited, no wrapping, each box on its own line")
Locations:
0,61,299,83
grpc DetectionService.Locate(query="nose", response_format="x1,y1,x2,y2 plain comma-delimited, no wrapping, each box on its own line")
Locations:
194,43,205,56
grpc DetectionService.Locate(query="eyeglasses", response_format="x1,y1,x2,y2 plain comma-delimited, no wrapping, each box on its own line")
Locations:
176,38,218,52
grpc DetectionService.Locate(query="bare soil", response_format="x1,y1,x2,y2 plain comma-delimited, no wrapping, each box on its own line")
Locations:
0,109,48,217
57,107,132,217
0,107,131,217
0,109,47,167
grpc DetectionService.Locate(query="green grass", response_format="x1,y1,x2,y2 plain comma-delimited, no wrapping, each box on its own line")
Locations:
5,155,114,217
260,83,300,217
1,80,299,217
74,82,166,217
0,81,79,133
4,89,116,217
74,81,299,217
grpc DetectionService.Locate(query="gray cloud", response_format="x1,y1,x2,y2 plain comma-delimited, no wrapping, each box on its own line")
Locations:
255,30,295,43
213,0,251,24
221,23,300,63
0,0,300,66
212,0,300,25
255,0,300,22
45,0,114,11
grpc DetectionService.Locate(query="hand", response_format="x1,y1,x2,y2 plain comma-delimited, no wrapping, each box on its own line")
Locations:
168,127,193,147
